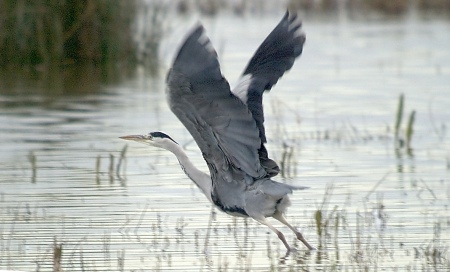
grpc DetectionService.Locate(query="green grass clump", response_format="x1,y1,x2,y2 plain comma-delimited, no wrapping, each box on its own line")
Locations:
0,0,165,76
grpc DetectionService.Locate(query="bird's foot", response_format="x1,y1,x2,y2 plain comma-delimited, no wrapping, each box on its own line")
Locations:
297,235,316,250
282,247,298,258
288,247,298,253
280,248,296,261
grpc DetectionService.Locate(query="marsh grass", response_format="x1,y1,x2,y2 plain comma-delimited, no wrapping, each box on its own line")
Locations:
394,93,416,155
27,151,37,183
1,183,449,271
1,1,136,68
95,155,101,184
395,93,404,140
53,238,63,272
270,92,417,156
280,141,297,179
0,0,169,92
405,110,416,151
4,104,443,271
116,144,128,182
3,85,447,271
420,222,449,267
93,145,128,186
108,154,115,184
270,97,392,151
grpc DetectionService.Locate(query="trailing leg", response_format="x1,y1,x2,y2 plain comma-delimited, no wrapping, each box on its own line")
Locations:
273,212,315,250
253,217,293,252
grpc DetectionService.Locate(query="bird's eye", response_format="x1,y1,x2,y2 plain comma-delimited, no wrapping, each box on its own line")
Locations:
147,134,153,140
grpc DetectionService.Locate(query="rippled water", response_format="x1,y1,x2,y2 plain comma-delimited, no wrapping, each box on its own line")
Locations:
1,13,450,271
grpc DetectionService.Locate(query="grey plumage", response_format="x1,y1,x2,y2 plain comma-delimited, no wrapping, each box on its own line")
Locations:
167,25,264,180
121,11,314,252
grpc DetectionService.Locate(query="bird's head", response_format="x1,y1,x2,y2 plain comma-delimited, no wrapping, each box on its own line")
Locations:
119,131,178,150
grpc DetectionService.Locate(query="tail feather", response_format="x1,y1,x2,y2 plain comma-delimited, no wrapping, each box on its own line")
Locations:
257,179,309,198
289,185,310,190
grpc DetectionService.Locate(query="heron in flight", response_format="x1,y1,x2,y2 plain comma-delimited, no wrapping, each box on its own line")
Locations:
120,11,314,251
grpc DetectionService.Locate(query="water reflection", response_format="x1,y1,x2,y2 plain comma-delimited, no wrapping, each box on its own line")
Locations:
0,63,135,102
395,146,416,173
1,13,450,271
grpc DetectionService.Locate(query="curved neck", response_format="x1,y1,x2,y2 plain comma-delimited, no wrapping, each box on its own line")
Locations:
168,143,212,203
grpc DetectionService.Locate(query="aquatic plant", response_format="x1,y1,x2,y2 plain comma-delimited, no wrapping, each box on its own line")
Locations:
406,110,416,150
394,93,416,153
27,151,37,183
394,93,404,141
116,144,128,181
96,155,101,184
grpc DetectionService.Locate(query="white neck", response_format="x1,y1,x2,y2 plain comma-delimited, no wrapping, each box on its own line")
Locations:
167,143,213,203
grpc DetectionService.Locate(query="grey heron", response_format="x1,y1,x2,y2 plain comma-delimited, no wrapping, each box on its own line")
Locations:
120,11,314,252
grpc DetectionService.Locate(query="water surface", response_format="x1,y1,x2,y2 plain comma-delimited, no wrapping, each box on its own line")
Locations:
1,13,449,271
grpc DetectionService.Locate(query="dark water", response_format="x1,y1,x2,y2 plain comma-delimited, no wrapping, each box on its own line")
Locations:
1,13,449,271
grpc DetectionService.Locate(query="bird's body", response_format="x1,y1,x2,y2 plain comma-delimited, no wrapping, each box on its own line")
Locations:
120,11,314,252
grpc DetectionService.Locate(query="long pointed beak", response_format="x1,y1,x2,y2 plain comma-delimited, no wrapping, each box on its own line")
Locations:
119,135,145,141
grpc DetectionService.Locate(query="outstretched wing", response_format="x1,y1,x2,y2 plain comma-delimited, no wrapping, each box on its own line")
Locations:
166,25,266,182
232,11,305,177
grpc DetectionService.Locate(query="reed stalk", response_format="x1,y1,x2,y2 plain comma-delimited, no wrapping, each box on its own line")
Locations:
0,1,165,76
